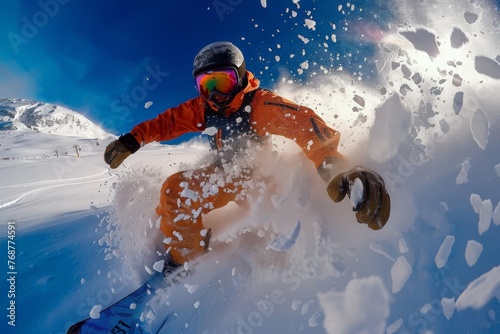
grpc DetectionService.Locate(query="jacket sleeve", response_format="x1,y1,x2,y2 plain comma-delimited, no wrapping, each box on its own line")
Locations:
129,97,206,145
251,90,349,180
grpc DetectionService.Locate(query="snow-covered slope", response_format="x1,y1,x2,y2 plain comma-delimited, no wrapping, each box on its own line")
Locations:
0,98,109,138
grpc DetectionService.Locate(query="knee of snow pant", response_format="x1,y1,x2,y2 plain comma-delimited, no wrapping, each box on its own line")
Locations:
156,166,244,264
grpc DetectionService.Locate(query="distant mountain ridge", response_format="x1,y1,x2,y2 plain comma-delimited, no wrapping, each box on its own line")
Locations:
0,97,109,138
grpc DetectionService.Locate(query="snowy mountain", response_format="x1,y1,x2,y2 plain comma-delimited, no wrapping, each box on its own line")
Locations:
0,97,109,138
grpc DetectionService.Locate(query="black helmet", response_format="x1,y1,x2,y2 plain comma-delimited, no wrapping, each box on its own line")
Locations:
193,42,246,81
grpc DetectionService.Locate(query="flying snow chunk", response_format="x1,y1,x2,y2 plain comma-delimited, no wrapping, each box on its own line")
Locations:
144,101,153,109
368,94,411,162
202,127,218,136
475,56,500,79
267,221,301,251
478,199,493,236
353,94,366,107
495,164,500,178
465,240,483,267
90,304,103,319
298,35,310,44
450,27,469,48
187,284,199,294
456,265,500,311
470,109,490,150
153,260,165,273
435,235,455,269
456,160,471,185
391,256,412,293
453,91,464,113
399,238,409,254
144,265,152,275
399,28,440,58
421,303,431,314
441,297,455,320
305,19,316,30
464,11,479,24
318,276,390,334
386,319,404,334
493,201,500,226
470,194,482,214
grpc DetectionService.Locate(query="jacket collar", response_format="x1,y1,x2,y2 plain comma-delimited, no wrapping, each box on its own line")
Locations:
206,70,260,116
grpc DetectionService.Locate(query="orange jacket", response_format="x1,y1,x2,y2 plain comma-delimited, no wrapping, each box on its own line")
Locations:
130,71,345,171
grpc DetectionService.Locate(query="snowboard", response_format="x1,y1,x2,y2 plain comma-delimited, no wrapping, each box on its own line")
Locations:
67,267,186,334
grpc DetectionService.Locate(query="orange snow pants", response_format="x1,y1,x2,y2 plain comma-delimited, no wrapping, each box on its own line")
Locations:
155,164,252,264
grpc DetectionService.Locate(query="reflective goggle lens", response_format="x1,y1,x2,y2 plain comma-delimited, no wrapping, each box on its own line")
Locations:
195,68,238,100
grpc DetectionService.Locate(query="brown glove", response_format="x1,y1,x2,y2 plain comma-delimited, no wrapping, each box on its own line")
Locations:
327,167,391,230
104,140,131,169
103,133,140,169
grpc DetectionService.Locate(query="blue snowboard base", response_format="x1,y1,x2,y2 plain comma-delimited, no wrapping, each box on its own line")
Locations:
67,273,167,334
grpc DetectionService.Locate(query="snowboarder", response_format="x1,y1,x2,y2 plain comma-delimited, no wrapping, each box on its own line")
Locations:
104,41,391,269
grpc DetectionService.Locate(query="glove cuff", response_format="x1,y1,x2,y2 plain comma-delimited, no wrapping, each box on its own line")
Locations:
119,133,141,154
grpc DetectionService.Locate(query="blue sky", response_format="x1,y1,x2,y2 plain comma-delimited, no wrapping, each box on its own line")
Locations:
1,1,391,140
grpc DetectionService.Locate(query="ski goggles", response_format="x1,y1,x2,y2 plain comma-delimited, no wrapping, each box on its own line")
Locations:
195,68,239,100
